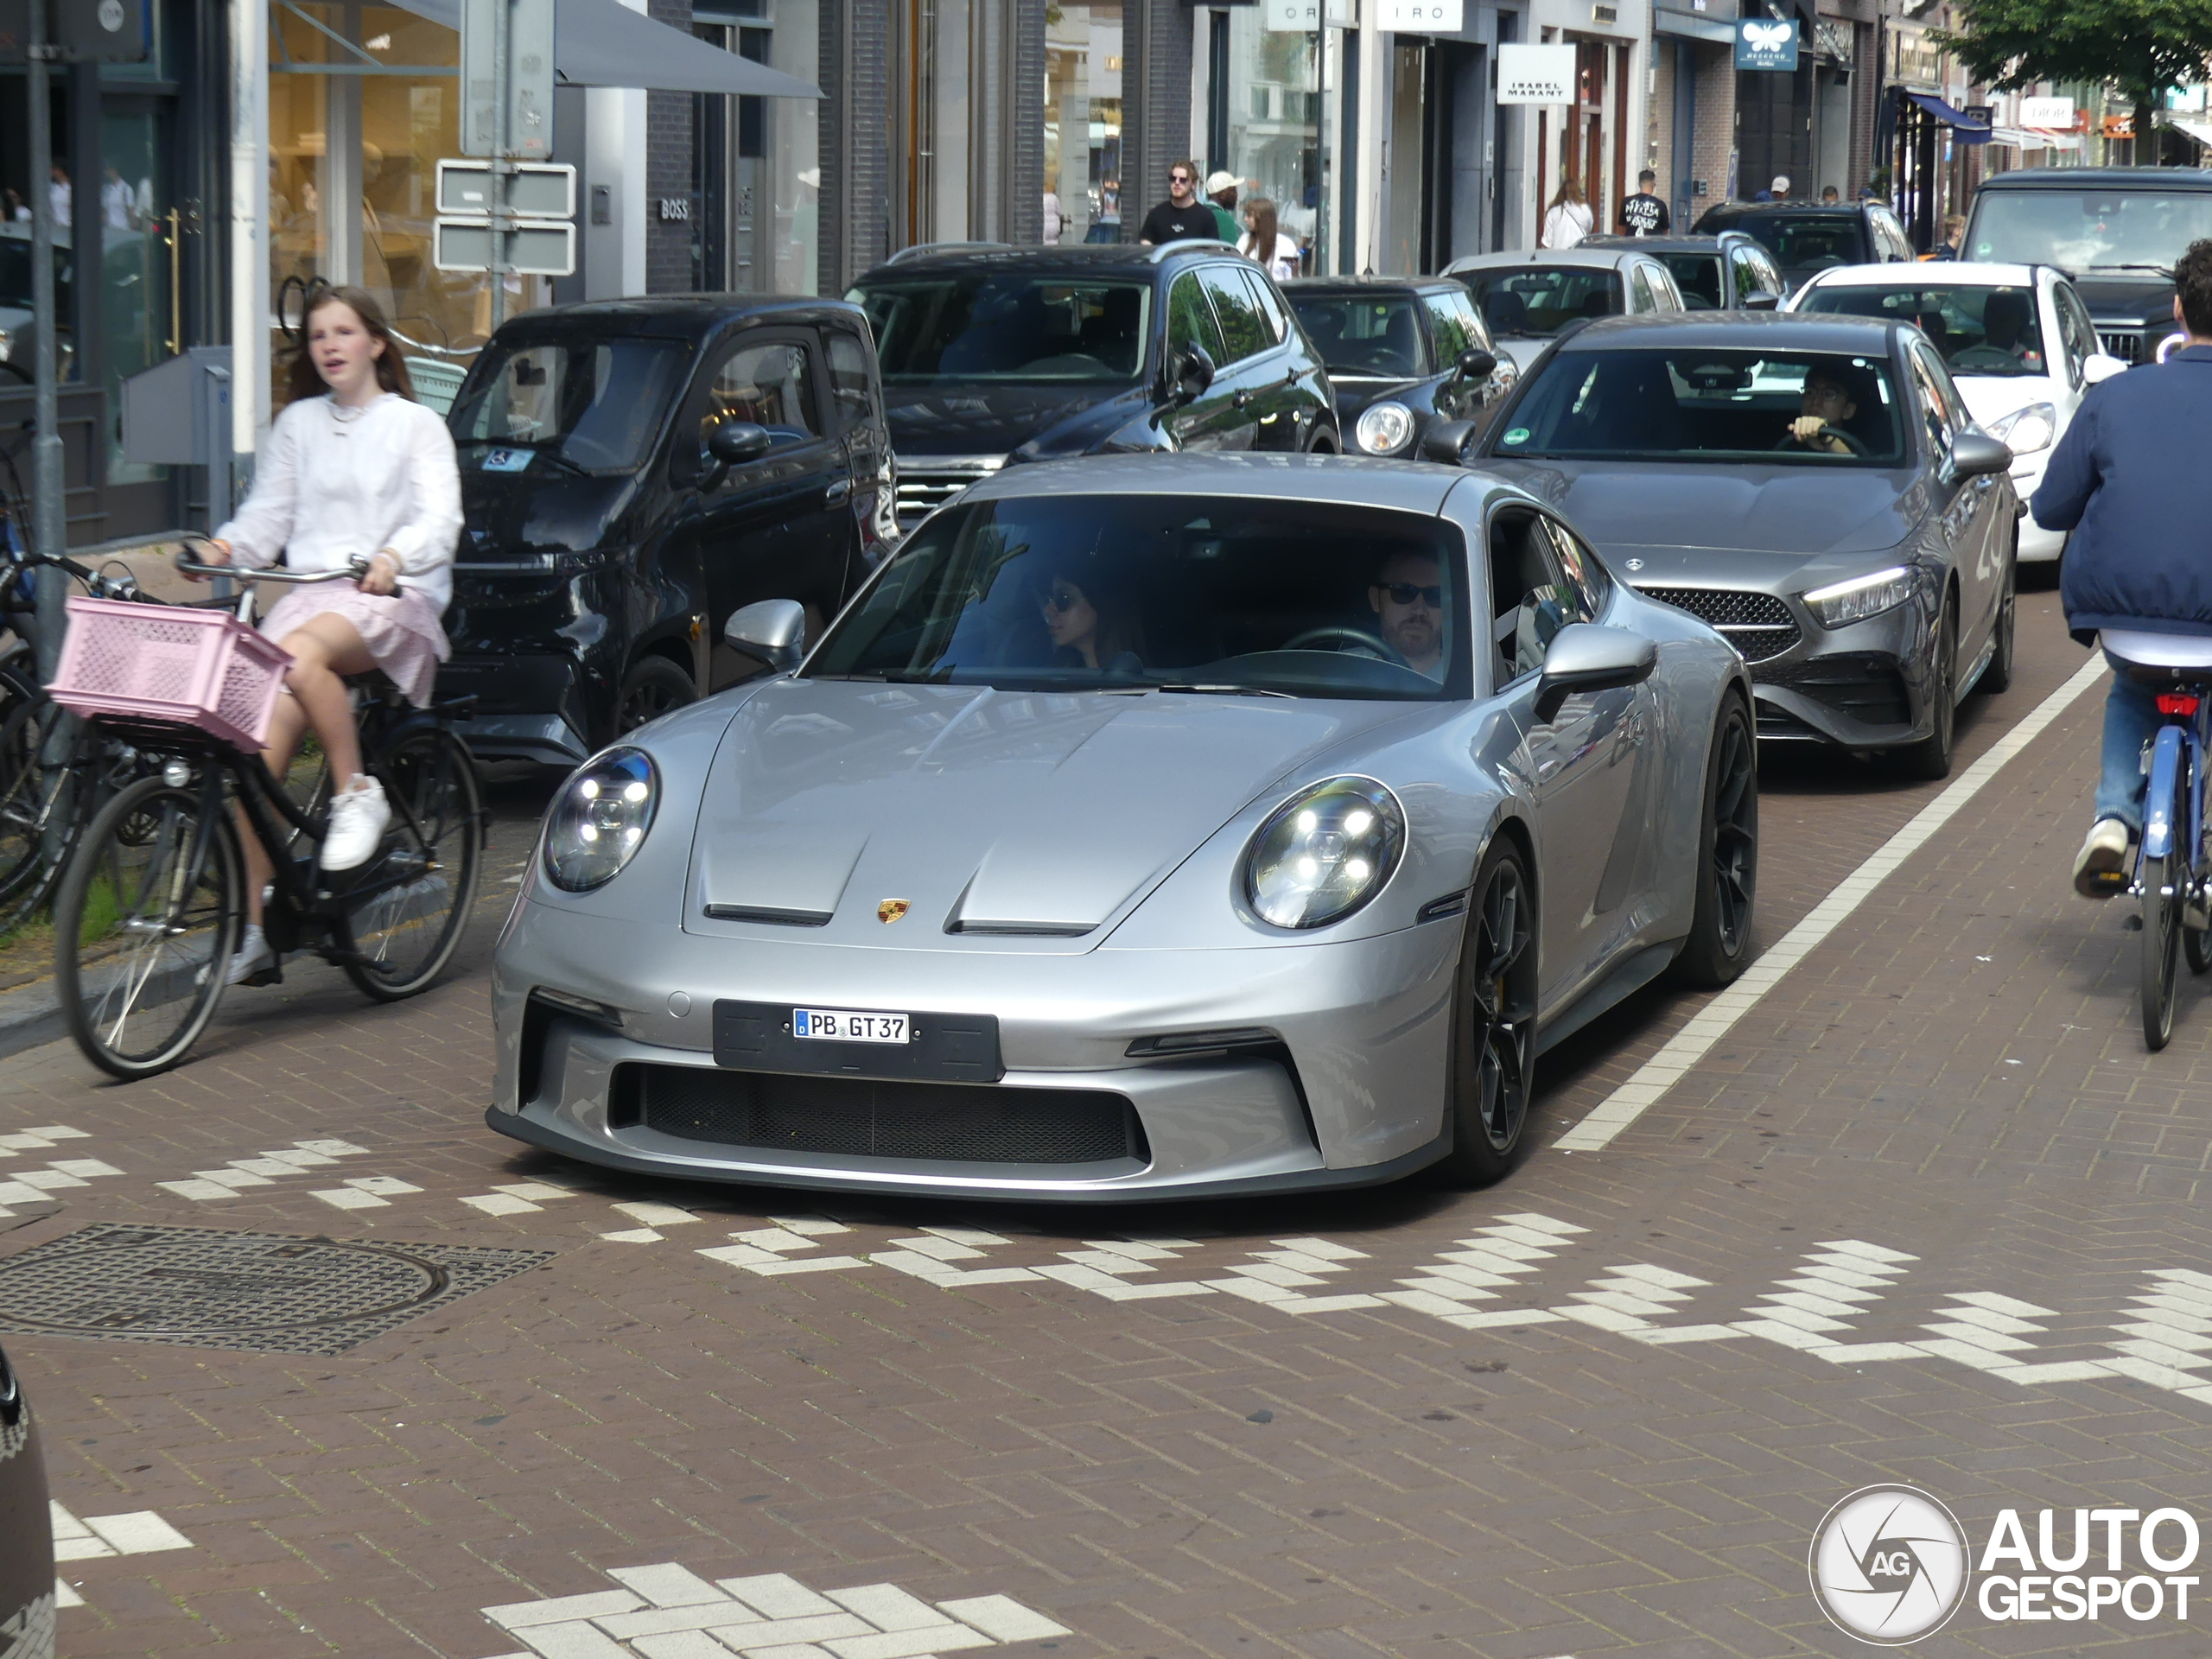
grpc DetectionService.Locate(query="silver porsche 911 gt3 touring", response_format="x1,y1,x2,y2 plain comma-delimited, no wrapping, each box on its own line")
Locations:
487,454,1758,1199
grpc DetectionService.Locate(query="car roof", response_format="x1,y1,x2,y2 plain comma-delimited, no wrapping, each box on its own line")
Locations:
1284,276,1463,297
851,245,1234,283
1976,166,2212,191
493,295,866,342
1444,248,1655,272
1700,202,1869,219
1802,260,2045,287
1580,234,1739,255
1551,311,1901,353
958,451,1510,517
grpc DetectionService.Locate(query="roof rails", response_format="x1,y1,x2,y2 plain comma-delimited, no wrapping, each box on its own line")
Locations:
1146,240,1231,263
883,240,1014,265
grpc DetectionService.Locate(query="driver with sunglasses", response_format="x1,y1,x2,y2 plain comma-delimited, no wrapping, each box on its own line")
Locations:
1369,550,1447,679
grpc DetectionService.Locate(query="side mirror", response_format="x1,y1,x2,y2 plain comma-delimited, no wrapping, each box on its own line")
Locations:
1742,291,1781,311
699,419,773,489
1533,623,1657,721
1419,418,1480,466
2083,352,2128,385
1455,346,1498,382
725,598,807,673
1951,430,2014,479
1160,345,1216,408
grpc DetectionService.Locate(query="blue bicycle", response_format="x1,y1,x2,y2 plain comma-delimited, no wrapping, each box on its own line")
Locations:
2108,633,2212,1050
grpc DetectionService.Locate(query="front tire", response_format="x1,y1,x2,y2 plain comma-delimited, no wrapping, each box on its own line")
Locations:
1668,693,1758,988
1896,601,1957,781
615,656,696,734
1432,841,1538,1186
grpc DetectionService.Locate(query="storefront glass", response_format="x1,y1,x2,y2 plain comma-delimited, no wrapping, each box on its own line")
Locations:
1222,10,1321,263
100,105,172,485
1044,4,1124,244
698,1,820,293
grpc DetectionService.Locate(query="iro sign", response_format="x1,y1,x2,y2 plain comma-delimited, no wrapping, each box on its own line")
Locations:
1734,16,1799,70
1377,0,1463,29
1497,42,1577,104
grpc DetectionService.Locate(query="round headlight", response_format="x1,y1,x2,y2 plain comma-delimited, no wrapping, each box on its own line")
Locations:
1244,777,1407,930
1355,401,1416,455
543,747,659,892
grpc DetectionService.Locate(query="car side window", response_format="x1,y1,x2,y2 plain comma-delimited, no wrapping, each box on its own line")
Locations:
1422,291,1473,363
1200,265,1271,364
1167,270,1228,365
1240,267,1293,346
1487,509,1584,687
1627,266,1656,314
1449,289,1495,353
1541,518,1612,617
1907,342,1958,457
1876,210,1912,262
1728,244,1764,303
2058,285,2097,385
824,328,877,435
702,337,822,453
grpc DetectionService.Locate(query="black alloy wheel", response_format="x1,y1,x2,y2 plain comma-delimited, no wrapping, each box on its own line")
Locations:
1897,601,1957,781
615,657,697,734
1434,842,1538,1185
1669,694,1758,988
1980,537,2018,696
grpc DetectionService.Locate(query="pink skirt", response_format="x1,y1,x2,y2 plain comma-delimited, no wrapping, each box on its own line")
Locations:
258,583,451,709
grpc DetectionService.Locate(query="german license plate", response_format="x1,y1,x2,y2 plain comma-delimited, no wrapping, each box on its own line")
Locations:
791,1007,910,1044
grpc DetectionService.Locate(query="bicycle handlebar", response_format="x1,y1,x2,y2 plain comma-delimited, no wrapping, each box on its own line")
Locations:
173,554,372,584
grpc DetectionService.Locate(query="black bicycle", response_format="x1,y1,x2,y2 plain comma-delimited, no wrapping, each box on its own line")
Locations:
52,556,486,1079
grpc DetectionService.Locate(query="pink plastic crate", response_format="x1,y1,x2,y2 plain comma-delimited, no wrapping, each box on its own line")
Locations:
48,596,295,753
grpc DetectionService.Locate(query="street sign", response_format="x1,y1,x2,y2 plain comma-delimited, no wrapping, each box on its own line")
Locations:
434,218,575,276
1377,0,1462,30
2019,95,2075,129
435,159,575,219
0,0,148,61
461,0,555,160
1497,42,1577,104
1262,0,1353,28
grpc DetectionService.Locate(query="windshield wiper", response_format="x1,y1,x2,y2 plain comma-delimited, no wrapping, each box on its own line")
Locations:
1152,682,1296,699
2087,264,2173,274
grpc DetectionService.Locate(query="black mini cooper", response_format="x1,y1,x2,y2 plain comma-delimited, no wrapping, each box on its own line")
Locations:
847,245,1341,527
436,297,898,763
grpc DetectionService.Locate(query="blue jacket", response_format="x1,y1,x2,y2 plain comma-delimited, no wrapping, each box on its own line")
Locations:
2038,344,2212,645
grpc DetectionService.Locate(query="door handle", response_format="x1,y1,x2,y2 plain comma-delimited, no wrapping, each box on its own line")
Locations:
823,478,853,505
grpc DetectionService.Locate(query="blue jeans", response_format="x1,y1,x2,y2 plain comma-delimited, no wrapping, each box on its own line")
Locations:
2097,670,2163,833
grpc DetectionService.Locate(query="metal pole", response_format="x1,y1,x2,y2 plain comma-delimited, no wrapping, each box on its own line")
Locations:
27,0,67,684
490,0,509,331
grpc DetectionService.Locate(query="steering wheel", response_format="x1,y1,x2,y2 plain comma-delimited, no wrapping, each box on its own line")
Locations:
1774,423,1869,457
1947,344,2019,372
1281,625,1409,664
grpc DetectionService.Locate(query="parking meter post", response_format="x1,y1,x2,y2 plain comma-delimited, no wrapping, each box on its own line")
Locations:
27,0,67,686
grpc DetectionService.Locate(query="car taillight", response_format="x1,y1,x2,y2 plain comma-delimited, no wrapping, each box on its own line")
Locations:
2157,693,2200,716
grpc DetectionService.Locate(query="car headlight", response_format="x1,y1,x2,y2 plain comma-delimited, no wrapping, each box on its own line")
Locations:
543,747,659,892
1801,565,1915,629
1355,401,1416,455
1244,777,1406,930
1984,402,2056,456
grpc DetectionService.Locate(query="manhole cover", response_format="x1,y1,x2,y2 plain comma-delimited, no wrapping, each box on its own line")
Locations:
0,1224,554,1356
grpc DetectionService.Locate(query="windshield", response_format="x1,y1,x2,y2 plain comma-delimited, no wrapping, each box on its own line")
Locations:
448,338,691,474
1495,347,1907,466
849,275,1153,382
1705,213,1865,274
808,494,1468,701
1287,295,1425,376
1459,266,1621,338
1659,252,1725,308
1797,282,2048,378
1968,188,2212,273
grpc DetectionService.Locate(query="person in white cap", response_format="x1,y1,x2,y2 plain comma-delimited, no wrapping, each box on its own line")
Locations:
1205,170,1243,241
1770,175,1792,200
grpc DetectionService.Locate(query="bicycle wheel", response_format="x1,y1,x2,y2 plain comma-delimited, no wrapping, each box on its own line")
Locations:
54,774,243,1080
339,727,483,1001
2143,847,2183,1052
0,695,60,919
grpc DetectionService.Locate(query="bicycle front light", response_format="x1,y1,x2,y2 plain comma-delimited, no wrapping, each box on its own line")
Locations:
1243,777,1406,930
1355,402,1416,455
1802,566,1915,629
543,747,658,892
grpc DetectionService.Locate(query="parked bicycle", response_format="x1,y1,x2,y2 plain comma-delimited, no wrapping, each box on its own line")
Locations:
2107,632,2212,1050
49,550,485,1079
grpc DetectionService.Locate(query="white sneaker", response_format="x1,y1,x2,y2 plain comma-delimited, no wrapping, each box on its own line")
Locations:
223,924,274,986
321,774,391,872
2073,817,2131,899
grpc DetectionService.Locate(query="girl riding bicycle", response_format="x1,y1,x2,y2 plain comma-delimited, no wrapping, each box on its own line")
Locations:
195,284,461,982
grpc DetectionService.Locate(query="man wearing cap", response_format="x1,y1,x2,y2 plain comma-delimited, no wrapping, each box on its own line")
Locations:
1140,161,1226,246
1770,175,1792,200
1205,171,1243,242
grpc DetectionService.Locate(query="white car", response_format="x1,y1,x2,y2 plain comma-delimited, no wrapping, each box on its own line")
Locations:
1786,261,2126,563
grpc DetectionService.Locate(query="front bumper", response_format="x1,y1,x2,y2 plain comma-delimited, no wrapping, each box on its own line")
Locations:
2009,452,2063,562
490,897,1463,1201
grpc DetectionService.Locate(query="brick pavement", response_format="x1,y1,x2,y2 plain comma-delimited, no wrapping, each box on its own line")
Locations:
11,587,2212,1658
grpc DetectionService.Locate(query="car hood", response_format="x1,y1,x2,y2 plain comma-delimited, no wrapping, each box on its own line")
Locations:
1952,372,2063,430
2065,272,2175,325
1483,458,1924,563
683,679,1418,946
885,381,1152,459
458,465,643,558
1326,372,1427,422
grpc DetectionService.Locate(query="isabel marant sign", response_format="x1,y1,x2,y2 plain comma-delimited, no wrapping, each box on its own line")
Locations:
1497,42,1577,104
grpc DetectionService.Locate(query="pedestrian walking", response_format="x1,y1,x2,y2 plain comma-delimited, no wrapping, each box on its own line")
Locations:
1541,178,1592,250
1139,162,1224,246
1204,171,1243,242
1618,169,1669,236
1237,198,1300,282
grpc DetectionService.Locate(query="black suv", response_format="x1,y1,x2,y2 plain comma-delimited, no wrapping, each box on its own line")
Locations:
1963,167,2212,365
847,245,1339,527
436,297,896,763
1689,200,1916,294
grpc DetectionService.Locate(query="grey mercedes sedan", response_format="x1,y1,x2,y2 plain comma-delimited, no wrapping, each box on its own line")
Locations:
1469,312,2018,779
487,454,1757,1201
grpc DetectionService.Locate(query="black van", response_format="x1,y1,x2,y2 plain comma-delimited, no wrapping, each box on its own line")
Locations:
436,296,896,764
846,245,1340,527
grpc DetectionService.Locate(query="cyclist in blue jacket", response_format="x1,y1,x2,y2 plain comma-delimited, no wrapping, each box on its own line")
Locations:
2034,239,2212,897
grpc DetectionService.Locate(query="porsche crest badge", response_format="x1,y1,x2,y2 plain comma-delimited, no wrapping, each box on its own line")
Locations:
877,899,911,925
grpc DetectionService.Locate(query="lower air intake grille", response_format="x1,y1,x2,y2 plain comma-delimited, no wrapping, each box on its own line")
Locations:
1757,652,1912,727
624,1065,1147,1166
1638,586,1802,664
